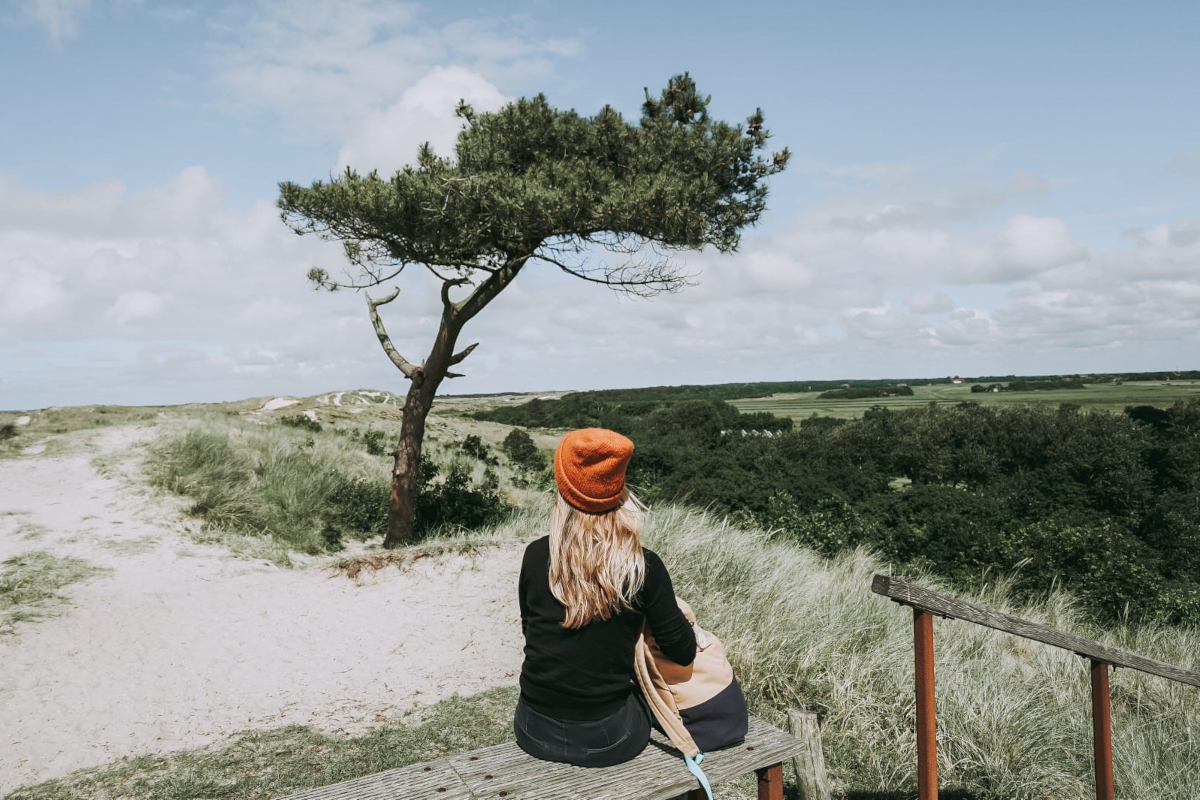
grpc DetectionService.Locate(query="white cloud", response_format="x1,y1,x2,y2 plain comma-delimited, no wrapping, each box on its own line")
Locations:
905,291,955,314
0,256,70,338
208,0,578,143
336,66,507,174
12,0,91,42
104,291,170,327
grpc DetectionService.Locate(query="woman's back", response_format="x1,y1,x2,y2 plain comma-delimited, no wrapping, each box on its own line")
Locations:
518,535,695,721
512,428,695,768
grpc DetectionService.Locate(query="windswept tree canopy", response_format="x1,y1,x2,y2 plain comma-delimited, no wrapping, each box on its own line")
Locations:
278,73,789,298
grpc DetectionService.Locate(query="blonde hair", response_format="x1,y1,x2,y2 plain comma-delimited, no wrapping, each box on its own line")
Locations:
548,489,646,629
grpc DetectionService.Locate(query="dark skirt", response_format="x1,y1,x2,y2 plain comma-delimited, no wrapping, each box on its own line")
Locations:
513,692,651,768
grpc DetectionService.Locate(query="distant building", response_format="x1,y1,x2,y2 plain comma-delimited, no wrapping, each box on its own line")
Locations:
952,378,963,385
841,382,850,389
896,383,908,389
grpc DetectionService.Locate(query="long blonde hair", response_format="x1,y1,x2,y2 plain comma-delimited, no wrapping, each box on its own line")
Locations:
548,489,646,629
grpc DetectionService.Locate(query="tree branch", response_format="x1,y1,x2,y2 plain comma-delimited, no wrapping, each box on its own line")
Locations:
441,276,471,318
449,342,479,365
366,288,423,380
531,253,693,298
454,255,530,325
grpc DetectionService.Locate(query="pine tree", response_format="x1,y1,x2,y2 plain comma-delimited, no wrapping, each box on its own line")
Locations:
278,73,789,547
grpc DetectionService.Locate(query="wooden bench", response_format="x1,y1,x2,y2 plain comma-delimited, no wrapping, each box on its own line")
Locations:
276,715,806,800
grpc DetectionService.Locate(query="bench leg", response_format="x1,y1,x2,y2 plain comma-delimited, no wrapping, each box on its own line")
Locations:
670,791,704,800
757,762,783,800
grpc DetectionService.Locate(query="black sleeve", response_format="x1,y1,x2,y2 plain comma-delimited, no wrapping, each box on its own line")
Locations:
641,549,696,666
518,547,530,637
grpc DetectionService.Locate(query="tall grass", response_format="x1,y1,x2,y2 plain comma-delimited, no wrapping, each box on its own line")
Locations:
636,506,1200,799
145,417,387,554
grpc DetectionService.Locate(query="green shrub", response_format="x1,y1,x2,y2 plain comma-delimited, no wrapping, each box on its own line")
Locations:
0,423,17,441
363,429,390,456
415,459,510,537
502,428,545,472
279,414,322,433
460,434,492,462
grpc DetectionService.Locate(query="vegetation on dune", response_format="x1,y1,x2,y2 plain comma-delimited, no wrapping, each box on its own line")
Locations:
476,395,1200,626
1,551,107,634
818,385,915,400
144,417,513,555
8,503,1199,799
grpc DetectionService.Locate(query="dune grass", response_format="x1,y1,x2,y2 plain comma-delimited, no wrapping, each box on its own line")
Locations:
144,414,548,558
636,506,1200,800
3,686,523,800
0,551,107,634
144,416,389,556
5,502,1198,798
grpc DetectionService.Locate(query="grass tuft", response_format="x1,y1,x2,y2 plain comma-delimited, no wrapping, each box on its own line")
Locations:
0,551,108,634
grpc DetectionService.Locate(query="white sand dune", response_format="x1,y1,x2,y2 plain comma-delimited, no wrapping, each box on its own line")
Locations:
0,426,524,793
260,397,300,411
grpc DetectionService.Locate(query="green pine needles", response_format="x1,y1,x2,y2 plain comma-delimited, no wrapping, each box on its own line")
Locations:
278,73,788,547
280,72,789,295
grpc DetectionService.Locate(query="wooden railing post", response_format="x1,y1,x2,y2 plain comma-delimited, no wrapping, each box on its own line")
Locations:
914,608,938,800
1091,659,1115,800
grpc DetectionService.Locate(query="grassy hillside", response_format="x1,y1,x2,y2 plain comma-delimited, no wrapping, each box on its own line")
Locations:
730,380,1200,421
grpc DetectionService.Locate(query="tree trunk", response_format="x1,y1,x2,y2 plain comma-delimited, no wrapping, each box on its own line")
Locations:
383,380,434,548
376,257,526,548
381,318,460,548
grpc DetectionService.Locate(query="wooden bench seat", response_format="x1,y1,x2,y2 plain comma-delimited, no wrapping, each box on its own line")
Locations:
276,715,805,800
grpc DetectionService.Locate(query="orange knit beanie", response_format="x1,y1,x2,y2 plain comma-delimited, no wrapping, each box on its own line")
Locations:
554,428,635,513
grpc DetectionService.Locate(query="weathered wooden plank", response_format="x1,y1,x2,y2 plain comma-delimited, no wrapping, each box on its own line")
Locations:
787,709,830,800
273,757,471,800
871,574,1200,688
446,716,805,800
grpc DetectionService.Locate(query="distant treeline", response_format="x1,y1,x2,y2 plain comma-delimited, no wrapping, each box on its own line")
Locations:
451,370,1200,403
971,380,1087,393
475,396,1200,625
818,386,915,400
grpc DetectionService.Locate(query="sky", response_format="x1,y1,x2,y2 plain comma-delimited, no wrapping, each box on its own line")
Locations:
2,0,1200,410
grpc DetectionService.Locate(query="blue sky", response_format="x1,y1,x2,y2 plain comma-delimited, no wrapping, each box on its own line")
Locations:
3,0,1199,409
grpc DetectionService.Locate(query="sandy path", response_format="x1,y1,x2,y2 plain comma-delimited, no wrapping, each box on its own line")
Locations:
0,426,524,793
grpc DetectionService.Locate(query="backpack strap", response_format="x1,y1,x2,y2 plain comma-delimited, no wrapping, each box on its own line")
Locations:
635,633,713,799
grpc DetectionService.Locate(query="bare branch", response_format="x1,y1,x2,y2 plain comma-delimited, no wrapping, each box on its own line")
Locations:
366,288,423,380
445,371,465,379
531,252,694,298
441,277,471,316
449,342,479,365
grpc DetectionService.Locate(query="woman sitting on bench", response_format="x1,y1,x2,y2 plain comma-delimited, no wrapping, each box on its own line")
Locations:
514,428,697,768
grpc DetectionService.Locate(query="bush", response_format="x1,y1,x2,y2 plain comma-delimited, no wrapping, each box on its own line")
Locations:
0,423,17,441
414,459,510,537
363,429,390,456
502,429,545,472
460,434,497,464
279,414,322,433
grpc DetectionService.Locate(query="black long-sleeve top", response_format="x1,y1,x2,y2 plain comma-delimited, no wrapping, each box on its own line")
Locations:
518,535,697,721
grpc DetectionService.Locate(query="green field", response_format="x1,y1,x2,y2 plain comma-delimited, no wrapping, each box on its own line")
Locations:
729,380,1200,421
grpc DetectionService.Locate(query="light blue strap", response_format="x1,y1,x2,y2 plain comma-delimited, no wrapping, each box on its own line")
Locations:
683,752,713,800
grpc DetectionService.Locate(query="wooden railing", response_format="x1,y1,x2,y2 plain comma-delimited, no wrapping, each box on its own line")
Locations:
871,574,1200,800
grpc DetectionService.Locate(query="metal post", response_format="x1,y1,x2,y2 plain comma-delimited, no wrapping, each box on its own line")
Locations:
1091,659,1115,800
756,763,784,800
914,608,938,800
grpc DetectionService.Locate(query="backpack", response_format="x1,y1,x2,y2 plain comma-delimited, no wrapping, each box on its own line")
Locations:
634,598,749,800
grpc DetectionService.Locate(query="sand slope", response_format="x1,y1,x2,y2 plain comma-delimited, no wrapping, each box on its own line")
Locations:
0,426,524,793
